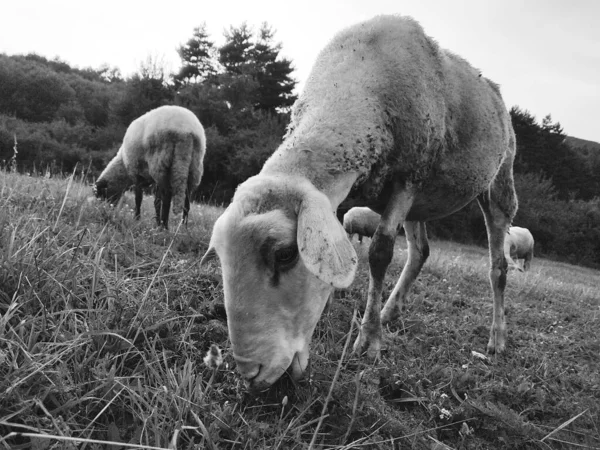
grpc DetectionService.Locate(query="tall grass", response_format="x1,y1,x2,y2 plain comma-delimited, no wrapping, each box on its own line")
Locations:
1,170,599,449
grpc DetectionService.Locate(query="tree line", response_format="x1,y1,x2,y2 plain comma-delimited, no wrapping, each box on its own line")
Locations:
0,22,599,268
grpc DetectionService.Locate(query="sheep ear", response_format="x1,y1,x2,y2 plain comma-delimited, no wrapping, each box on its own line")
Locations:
297,192,357,288
200,247,217,266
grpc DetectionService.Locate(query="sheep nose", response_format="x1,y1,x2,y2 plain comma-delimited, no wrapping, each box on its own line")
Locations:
234,355,261,381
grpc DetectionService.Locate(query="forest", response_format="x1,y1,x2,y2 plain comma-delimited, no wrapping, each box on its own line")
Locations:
1,22,599,268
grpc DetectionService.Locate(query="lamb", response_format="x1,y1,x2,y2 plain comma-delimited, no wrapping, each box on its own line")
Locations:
201,15,518,390
505,226,534,271
94,105,206,229
343,207,381,242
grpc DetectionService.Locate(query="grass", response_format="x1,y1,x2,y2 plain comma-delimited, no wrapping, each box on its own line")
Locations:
0,169,599,449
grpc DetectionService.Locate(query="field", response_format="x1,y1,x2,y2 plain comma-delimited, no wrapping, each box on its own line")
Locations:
1,170,599,449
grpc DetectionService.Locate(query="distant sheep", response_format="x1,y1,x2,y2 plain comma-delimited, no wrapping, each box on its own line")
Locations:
343,207,402,242
94,105,206,228
201,15,518,389
505,226,534,271
343,207,381,242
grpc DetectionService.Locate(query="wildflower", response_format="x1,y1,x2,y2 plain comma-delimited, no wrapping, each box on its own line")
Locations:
439,408,451,420
282,395,289,406
203,344,223,369
440,393,448,399
459,422,474,437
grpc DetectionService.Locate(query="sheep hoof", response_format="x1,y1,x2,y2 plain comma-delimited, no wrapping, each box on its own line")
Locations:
486,333,506,355
380,304,401,325
353,331,381,360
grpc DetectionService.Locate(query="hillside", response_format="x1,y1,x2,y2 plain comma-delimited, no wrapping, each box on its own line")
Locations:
564,135,600,152
1,170,599,449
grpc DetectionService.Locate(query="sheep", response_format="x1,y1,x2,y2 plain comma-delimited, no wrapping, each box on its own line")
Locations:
343,207,381,242
343,206,403,242
505,226,534,271
94,105,206,229
201,15,518,389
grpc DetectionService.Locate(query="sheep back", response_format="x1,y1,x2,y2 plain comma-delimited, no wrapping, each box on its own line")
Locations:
263,15,517,223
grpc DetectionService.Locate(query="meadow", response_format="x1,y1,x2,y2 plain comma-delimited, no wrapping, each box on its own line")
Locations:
0,170,599,449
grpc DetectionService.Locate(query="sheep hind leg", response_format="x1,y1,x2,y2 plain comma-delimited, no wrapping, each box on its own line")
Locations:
523,250,533,271
477,192,512,354
154,186,163,228
380,221,429,324
353,183,415,359
134,183,143,220
183,188,191,226
182,176,196,226
160,190,172,230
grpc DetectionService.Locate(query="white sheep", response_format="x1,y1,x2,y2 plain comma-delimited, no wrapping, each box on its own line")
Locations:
343,207,381,242
201,15,518,389
505,226,534,271
94,105,206,229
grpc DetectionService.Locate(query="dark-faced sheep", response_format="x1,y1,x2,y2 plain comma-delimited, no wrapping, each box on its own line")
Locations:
505,226,534,271
94,105,206,229
201,15,518,389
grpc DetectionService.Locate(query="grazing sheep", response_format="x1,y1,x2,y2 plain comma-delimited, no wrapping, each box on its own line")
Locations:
94,105,206,229
343,207,381,242
505,226,534,271
343,206,403,242
201,15,518,389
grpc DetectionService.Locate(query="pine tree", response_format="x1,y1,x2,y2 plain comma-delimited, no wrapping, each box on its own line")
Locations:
219,23,296,113
251,23,297,112
219,23,254,75
175,24,218,85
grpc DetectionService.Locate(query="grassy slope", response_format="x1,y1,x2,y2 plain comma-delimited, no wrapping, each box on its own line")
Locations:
0,171,598,449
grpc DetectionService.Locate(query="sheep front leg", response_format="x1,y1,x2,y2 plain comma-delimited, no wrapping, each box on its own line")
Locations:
353,186,415,359
380,221,429,323
477,193,511,354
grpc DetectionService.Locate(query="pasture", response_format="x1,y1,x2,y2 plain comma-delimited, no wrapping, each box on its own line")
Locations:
1,170,599,449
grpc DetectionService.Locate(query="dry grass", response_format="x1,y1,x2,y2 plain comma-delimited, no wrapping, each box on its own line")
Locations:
1,170,599,449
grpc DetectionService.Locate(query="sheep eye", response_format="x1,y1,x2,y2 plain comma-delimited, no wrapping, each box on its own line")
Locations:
274,246,298,269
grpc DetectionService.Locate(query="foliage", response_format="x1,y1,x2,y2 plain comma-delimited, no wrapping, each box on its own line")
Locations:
510,107,600,200
0,114,123,177
114,55,175,126
219,22,297,112
174,23,219,85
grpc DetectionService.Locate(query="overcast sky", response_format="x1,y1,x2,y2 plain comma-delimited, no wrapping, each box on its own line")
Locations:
2,0,599,142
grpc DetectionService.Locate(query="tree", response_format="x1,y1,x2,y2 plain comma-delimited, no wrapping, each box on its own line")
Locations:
510,107,598,201
174,23,219,85
218,23,297,113
115,55,174,126
219,23,254,75
250,23,297,112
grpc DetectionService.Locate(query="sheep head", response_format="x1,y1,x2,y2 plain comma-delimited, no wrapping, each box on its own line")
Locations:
93,178,123,204
202,174,357,390
93,151,131,205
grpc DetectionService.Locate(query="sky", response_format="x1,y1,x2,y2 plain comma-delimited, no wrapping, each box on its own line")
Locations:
2,0,599,142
